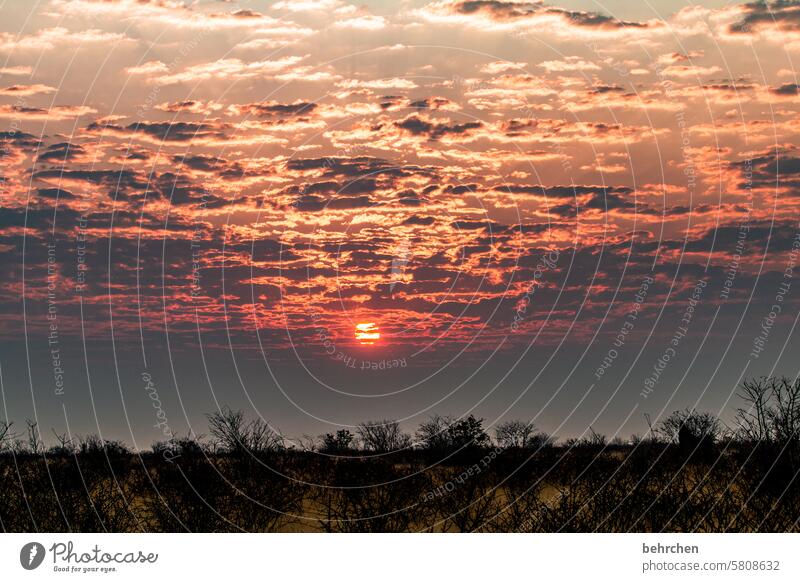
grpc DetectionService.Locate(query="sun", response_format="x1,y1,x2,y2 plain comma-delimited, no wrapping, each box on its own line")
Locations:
355,322,380,345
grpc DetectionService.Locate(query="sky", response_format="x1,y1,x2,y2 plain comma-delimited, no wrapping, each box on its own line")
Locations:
0,0,799,446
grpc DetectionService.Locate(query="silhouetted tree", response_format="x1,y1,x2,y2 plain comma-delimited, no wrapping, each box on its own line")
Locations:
415,414,453,451
416,414,490,455
495,420,551,449
206,407,284,454
0,421,15,451
737,376,800,446
447,415,489,449
659,410,720,449
565,428,607,450
24,419,43,454
356,420,411,453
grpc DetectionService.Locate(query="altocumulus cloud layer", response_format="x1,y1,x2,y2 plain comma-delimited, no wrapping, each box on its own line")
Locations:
0,0,798,443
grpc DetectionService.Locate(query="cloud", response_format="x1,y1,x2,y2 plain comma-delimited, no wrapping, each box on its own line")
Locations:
2,0,797,359
155,100,224,114
234,38,295,51
480,61,527,74
492,183,633,199
394,114,483,141
227,100,318,118
292,194,373,211
0,104,96,120
657,51,705,65
87,118,296,148
408,97,459,111
125,61,169,75
727,0,800,40
497,117,670,143
32,168,149,195
36,142,89,163
333,15,388,30
563,87,684,113
336,78,418,89
37,187,76,200
538,57,601,73
660,64,723,78
272,0,343,12
272,66,340,83
49,0,313,38
0,130,40,147
108,120,229,143
0,66,32,75
770,82,800,96
154,57,307,84
0,27,128,52
0,84,55,96
415,0,664,37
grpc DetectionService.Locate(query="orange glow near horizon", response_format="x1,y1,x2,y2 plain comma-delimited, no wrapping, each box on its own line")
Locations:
355,322,380,345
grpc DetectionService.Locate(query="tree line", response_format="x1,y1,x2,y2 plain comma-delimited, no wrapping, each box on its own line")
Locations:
0,376,798,532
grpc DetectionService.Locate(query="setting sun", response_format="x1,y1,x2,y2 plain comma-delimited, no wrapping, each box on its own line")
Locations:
355,322,380,345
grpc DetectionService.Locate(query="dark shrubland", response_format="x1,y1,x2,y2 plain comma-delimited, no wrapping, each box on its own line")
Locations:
1,377,799,532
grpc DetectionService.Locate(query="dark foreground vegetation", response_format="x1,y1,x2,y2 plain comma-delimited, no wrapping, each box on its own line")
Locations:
1,377,799,532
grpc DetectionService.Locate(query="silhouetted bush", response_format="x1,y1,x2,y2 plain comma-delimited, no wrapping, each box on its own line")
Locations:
416,414,490,463
659,409,720,460
320,430,355,454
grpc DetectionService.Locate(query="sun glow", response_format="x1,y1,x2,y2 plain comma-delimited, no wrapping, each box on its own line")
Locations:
355,322,380,345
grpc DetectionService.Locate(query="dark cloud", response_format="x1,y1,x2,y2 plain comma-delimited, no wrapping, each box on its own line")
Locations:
291,194,372,212
732,147,800,191
682,220,800,253
409,97,453,109
157,100,205,112
128,121,226,142
444,183,479,195
379,95,406,110
154,172,228,206
174,154,228,172
32,168,150,196
444,0,652,29
493,184,633,198
87,121,229,143
729,0,800,34
0,131,40,148
588,84,625,94
36,142,86,163
404,215,436,225
701,82,755,93
583,192,636,211
450,220,504,232
233,101,317,117
394,115,482,140
0,206,79,230
301,178,379,195
770,82,800,95
286,156,439,182
396,188,424,206
37,187,76,200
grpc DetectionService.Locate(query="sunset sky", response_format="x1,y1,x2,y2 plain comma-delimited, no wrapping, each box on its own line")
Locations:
1,0,798,445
